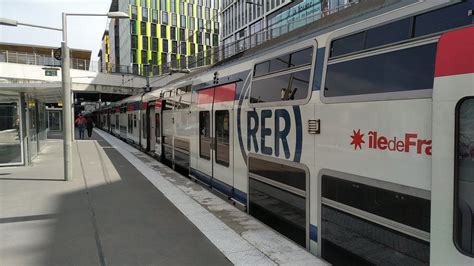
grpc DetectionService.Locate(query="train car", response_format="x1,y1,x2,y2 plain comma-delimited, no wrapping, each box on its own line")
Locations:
98,0,474,264
111,103,121,136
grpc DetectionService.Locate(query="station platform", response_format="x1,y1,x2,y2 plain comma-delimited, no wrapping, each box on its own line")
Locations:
0,129,326,266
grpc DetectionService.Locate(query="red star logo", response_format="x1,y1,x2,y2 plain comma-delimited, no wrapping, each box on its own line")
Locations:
350,129,365,150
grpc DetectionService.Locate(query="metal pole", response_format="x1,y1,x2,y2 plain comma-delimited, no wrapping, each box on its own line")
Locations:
62,12,72,181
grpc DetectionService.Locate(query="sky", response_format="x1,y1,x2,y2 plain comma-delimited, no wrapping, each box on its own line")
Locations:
0,0,113,61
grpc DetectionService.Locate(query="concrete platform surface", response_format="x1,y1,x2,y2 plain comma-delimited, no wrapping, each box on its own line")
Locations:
0,129,326,265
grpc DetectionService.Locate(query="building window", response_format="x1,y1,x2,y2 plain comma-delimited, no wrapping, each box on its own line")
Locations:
205,7,210,20
189,17,195,30
152,38,158,51
455,97,474,256
179,2,184,15
180,42,187,54
162,39,168,52
160,0,166,10
161,11,168,25
198,19,203,30
172,40,178,54
197,32,202,44
171,54,177,67
197,6,202,18
130,20,137,34
141,50,148,64
141,21,147,35
142,36,148,50
131,5,138,19
131,49,137,63
170,0,176,12
212,34,218,46
152,9,158,23
190,43,195,54
179,28,186,41
205,33,210,46
170,27,176,40
151,23,157,36
131,35,138,49
152,51,158,64
172,13,177,26
187,4,193,16
180,15,186,28
142,7,148,21
140,0,146,7
161,52,168,63
161,25,167,38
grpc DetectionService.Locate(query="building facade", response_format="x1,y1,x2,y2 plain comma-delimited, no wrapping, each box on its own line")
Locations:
98,30,111,73
105,0,221,76
220,0,357,49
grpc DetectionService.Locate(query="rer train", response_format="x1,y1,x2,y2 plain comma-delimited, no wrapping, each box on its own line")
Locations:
95,0,474,264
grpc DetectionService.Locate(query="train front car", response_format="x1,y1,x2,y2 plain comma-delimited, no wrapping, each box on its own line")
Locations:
314,1,474,265
431,25,474,265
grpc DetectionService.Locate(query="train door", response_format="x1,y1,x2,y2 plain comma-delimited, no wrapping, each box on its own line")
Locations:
107,111,111,132
431,26,474,265
146,102,156,152
194,84,236,196
154,100,162,158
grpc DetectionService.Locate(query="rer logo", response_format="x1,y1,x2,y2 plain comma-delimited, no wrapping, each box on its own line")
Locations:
350,129,432,156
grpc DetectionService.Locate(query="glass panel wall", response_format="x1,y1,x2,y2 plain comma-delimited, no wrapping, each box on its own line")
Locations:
0,95,23,165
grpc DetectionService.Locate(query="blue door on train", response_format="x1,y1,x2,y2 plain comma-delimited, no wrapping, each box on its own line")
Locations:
193,84,236,196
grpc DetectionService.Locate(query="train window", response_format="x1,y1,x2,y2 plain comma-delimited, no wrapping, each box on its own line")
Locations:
269,54,290,73
289,47,313,67
248,156,307,247
324,42,436,97
254,61,270,77
321,175,430,265
329,1,473,59
454,97,474,256
155,113,161,144
199,111,211,160
414,1,474,38
128,114,133,134
322,175,430,232
142,114,146,139
249,157,306,191
134,114,137,128
365,18,412,49
251,69,311,103
214,110,229,166
330,32,365,57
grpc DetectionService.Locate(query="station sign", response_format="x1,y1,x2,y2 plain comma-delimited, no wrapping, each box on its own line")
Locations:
45,69,58,76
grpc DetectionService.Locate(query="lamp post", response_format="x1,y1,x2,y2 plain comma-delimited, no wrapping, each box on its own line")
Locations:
0,11,128,181
61,11,128,181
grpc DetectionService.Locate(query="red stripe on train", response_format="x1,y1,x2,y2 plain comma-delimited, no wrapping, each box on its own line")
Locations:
435,26,474,77
155,100,162,108
198,88,214,104
197,84,236,104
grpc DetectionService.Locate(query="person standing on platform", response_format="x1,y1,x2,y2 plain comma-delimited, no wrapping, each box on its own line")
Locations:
74,115,86,140
86,116,94,139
